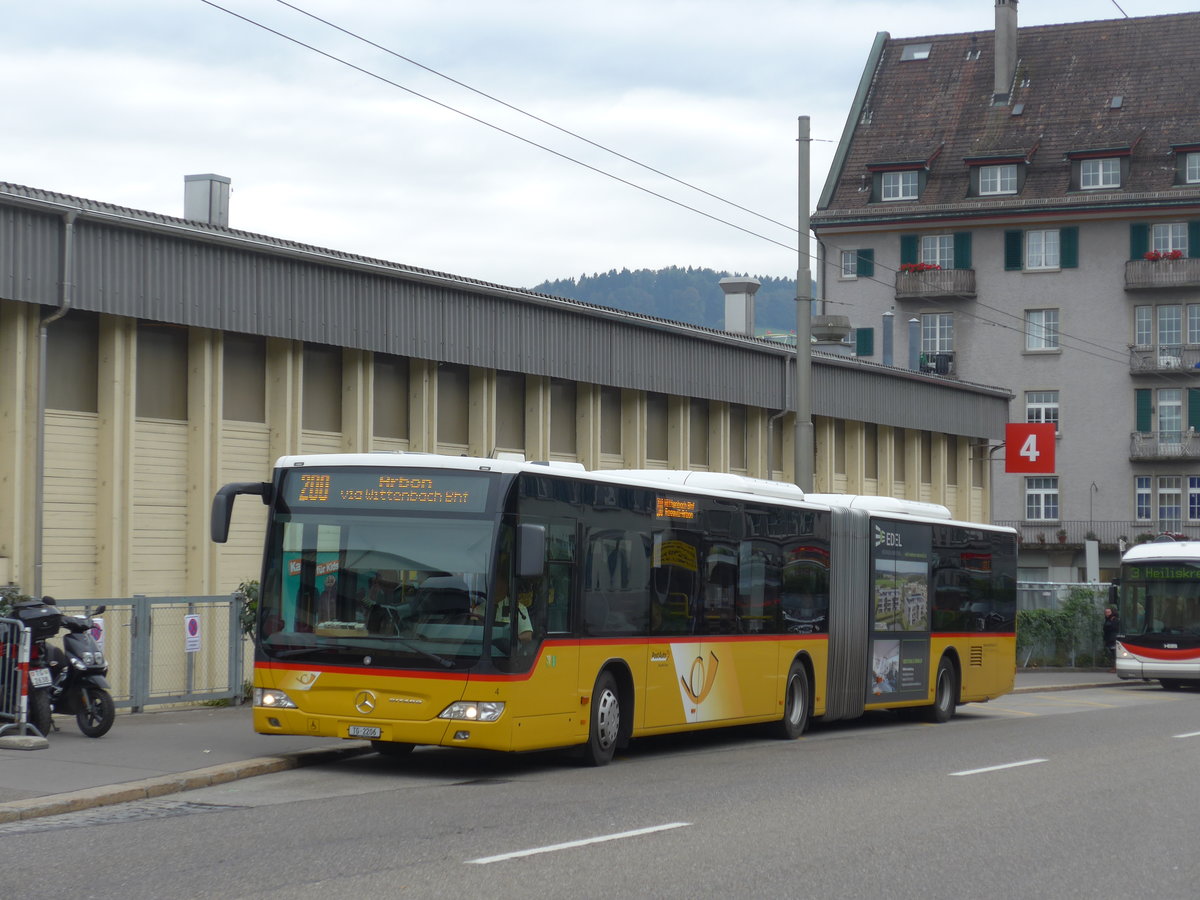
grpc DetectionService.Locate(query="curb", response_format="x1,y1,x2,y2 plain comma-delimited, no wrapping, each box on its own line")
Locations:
1012,681,1133,694
0,742,372,824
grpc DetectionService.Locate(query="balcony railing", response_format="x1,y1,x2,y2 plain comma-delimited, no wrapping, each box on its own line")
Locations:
1124,258,1200,291
895,268,976,299
917,351,956,376
994,520,1196,547
1130,430,1200,460
1129,345,1200,374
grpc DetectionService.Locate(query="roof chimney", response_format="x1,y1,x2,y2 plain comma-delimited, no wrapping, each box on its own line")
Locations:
719,277,761,337
184,174,231,227
993,0,1018,105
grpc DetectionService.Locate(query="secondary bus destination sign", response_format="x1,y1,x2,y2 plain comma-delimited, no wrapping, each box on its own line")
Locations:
656,496,697,520
286,470,490,512
1128,564,1200,581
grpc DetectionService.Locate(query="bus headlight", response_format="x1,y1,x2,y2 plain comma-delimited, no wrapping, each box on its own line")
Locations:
254,688,299,709
439,701,505,722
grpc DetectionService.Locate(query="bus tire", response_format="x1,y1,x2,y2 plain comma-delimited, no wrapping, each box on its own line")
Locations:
924,656,957,723
775,661,810,740
581,671,621,766
371,740,415,758
1160,679,1185,691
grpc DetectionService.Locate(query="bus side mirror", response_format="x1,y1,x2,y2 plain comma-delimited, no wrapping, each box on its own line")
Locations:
516,523,546,578
211,482,271,543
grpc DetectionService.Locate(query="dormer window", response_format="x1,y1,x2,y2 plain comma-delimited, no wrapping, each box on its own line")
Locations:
1189,153,1200,184
980,164,1018,195
1080,158,1121,189
882,170,919,201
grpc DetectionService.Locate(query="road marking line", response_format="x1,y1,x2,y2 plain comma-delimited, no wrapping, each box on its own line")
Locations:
1173,730,1200,739
950,758,1048,777
466,822,692,864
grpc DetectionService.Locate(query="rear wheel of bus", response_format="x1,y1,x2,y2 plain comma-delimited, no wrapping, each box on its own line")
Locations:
924,656,957,723
775,660,810,739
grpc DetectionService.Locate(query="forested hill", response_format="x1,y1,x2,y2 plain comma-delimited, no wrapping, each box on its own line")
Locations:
532,267,801,336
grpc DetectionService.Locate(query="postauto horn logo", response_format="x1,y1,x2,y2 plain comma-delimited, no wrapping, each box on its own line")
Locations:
874,524,903,549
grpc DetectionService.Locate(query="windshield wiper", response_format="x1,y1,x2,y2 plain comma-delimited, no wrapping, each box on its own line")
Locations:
269,638,455,669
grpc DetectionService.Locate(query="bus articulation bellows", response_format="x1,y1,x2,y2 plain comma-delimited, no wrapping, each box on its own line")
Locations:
212,454,1018,765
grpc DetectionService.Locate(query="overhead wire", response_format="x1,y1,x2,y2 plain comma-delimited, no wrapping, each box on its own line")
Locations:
202,0,1146,376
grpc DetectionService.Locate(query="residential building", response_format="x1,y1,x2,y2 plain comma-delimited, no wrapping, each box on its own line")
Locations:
812,2,1200,581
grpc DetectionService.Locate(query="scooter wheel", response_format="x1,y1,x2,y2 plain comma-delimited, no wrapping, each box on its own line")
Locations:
76,688,115,738
28,688,53,738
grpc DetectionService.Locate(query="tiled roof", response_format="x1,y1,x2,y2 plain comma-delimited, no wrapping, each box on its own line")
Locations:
814,12,1200,223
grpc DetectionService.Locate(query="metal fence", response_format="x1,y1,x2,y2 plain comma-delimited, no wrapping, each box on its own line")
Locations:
48,595,250,712
1016,582,1109,669
1,617,33,736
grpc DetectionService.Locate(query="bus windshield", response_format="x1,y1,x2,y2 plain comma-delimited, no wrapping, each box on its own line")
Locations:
259,511,497,669
1118,562,1200,637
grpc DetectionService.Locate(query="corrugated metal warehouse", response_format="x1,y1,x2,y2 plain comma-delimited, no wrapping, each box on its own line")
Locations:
0,178,1011,600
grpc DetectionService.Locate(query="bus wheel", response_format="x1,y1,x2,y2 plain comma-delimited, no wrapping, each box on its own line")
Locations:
924,657,957,723
371,740,415,758
582,672,621,766
775,661,810,740
1160,679,1185,691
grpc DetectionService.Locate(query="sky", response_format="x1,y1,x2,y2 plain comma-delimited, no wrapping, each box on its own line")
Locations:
6,0,1198,289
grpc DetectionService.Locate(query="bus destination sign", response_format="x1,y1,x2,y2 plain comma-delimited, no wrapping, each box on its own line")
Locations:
285,470,490,512
656,497,697,521
1128,564,1200,581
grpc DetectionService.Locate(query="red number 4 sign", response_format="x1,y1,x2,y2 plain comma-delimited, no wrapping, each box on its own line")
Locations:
1005,423,1056,473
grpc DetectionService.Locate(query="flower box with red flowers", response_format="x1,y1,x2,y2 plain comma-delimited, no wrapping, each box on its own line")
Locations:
899,262,942,273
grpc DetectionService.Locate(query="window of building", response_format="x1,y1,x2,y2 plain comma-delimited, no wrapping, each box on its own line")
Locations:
1190,307,1200,345
1026,230,1060,270
1025,309,1059,351
46,310,100,413
1004,227,1077,271
600,386,622,455
137,323,188,421
1189,477,1200,521
224,334,266,423
1080,158,1121,189
1159,305,1182,351
882,170,919,201
1136,476,1152,521
1153,223,1188,256
435,363,469,446
1188,153,1200,184
921,235,954,269
921,313,953,353
1025,391,1059,429
1159,388,1183,441
496,370,525,451
1135,306,1152,347
839,249,875,278
1160,476,1183,526
1025,476,1059,521
550,378,577,455
979,164,1017,195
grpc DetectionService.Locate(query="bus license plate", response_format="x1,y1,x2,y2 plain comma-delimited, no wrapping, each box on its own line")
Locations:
29,669,52,688
348,725,381,739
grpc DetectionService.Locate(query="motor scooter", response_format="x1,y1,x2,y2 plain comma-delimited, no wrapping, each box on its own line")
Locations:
17,598,114,738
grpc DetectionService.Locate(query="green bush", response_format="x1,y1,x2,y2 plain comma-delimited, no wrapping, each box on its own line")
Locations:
1017,587,1104,667
237,580,259,639
0,585,33,619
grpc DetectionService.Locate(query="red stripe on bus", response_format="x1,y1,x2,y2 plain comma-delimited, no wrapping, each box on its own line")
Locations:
1119,642,1200,661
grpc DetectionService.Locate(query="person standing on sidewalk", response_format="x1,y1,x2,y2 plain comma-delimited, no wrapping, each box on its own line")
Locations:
1103,607,1120,671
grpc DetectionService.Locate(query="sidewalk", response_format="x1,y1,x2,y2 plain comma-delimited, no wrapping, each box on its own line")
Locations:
0,668,1135,824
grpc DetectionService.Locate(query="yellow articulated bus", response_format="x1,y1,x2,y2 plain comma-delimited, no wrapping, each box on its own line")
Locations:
212,454,1016,765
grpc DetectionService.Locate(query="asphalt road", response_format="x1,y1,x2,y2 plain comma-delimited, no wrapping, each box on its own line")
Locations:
2,682,1197,899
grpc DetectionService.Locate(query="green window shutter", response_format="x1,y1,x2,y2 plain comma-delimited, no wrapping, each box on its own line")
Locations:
1130,223,1149,260
1136,389,1153,433
1189,389,1200,431
953,232,973,269
1189,221,1200,259
900,234,919,265
1059,226,1079,268
1004,230,1024,270
857,248,875,278
855,327,875,356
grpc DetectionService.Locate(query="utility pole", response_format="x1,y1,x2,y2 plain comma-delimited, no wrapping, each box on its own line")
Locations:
794,116,814,490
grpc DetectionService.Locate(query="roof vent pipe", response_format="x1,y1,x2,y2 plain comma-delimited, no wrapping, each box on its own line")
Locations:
719,277,761,337
184,174,231,227
908,318,921,371
993,0,1019,105
882,310,894,366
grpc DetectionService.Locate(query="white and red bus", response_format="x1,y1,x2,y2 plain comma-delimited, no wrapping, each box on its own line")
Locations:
1114,538,1200,689
213,454,1017,764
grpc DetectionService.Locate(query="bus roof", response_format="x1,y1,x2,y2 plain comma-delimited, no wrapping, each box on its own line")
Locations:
1121,539,1200,563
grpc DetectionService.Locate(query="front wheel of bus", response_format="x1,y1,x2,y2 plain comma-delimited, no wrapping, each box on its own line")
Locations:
924,657,957,723
582,672,621,766
775,661,810,740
